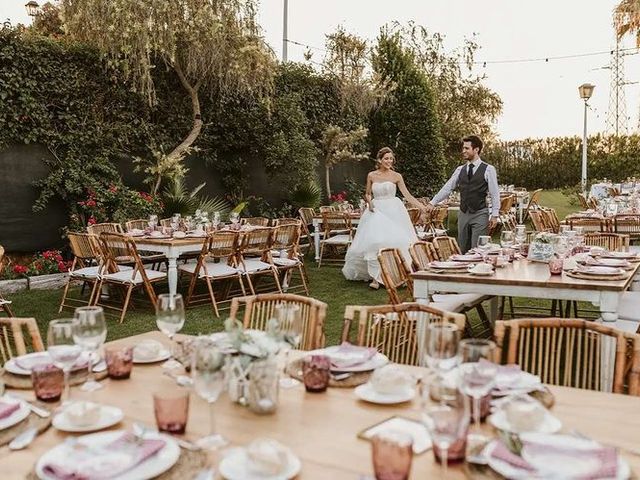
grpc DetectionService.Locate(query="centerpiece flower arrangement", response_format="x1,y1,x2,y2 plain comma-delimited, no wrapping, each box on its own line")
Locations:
528,232,556,262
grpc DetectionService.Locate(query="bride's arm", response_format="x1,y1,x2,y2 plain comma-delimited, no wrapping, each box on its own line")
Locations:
396,174,427,211
365,173,374,212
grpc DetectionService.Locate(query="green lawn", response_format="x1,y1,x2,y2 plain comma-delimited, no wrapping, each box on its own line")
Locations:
6,190,580,346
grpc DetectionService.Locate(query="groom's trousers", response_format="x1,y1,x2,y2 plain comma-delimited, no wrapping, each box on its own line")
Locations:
457,208,489,254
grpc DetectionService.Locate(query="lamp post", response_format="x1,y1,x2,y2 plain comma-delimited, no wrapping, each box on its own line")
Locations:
25,1,40,17
578,83,595,195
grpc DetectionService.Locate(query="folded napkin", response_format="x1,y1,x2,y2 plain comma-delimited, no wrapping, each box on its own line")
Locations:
42,433,165,480
328,343,377,369
15,353,88,372
479,359,542,392
489,441,536,471
0,400,20,419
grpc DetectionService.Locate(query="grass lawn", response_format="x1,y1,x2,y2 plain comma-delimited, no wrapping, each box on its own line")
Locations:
5,190,580,346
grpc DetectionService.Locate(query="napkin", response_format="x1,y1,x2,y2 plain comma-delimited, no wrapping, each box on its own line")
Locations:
15,353,88,372
489,441,536,471
480,359,542,393
246,439,289,476
0,400,20,419
328,343,376,369
42,433,165,480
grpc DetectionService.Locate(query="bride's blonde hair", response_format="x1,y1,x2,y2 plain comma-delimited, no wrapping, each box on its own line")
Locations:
376,147,394,169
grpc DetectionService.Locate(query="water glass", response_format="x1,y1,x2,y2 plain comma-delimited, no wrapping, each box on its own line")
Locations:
153,390,190,434
32,364,63,402
73,306,107,392
48,319,83,403
229,212,240,225
104,346,134,379
148,214,158,230
248,357,279,414
275,304,303,388
477,235,491,249
500,230,514,249
548,257,563,275
424,403,469,472
156,294,185,370
371,431,413,480
423,323,460,403
303,355,331,393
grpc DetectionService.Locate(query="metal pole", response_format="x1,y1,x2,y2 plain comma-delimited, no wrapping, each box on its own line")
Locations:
282,0,288,62
582,100,588,194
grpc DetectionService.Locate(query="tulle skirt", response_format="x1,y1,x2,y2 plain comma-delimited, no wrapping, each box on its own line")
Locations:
342,197,417,283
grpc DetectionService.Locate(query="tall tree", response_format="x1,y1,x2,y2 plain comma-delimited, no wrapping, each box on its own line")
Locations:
614,0,640,45
319,125,369,199
60,0,276,193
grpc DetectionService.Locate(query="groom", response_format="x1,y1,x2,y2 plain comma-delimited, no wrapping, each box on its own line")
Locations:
426,135,500,253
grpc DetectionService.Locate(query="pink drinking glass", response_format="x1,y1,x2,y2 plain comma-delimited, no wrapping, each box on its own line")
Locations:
153,390,190,434
302,355,331,393
31,364,63,402
371,431,413,480
105,346,134,380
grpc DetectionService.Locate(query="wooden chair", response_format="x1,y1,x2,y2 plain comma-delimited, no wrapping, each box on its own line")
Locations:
523,188,542,221
272,218,302,227
341,303,466,366
297,208,316,254
87,222,124,235
318,212,352,267
578,193,591,210
430,206,449,231
59,232,102,312
377,248,414,304
432,236,461,261
614,215,640,243
229,293,327,350
236,227,282,295
0,246,14,317
542,208,560,234
95,232,167,323
529,209,549,232
408,241,438,271
241,217,270,227
583,233,629,252
271,223,309,295
494,318,640,394
0,318,44,366
125,219,149,231
497,195,516,232
406,208,421,225
159,218,173,228
319,206,336,213
179,231,245,317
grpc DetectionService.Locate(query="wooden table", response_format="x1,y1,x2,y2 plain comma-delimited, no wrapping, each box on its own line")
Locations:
3,332,640,479
133,237,205,295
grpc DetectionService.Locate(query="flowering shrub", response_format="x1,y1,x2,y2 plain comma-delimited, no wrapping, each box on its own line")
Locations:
329,191,348,204
0,250,71,280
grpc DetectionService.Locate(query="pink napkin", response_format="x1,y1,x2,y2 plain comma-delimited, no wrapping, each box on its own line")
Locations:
329,343,377,369
15,354,88,372
0,401,20,419
42,433,166,480
489,441,536,471
522,441,618,480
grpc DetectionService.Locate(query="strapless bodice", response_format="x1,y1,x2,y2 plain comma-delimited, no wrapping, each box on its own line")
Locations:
372,181,397,200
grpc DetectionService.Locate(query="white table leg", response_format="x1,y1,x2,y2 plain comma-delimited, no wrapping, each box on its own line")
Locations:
167,256,178,296
599,291,620,322
313,219,321,262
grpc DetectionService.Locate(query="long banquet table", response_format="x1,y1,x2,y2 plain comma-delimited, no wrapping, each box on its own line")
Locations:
3,331,640,479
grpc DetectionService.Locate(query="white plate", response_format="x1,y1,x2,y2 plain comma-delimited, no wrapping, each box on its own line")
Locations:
35,430,180,480
133,349,171,364
451,254,483,262
0,397,30,430
600,251,638,260
354,383,415,405
53,405,124,433
467,266,494,276
430,261,470,269
219,446,301,480
5,351,95,376
578,266,625,276
488,409,562,434
308,346,389,373
146,234,170,239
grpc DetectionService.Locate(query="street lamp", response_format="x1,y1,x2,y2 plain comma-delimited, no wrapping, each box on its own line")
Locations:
25,1,40,17
578,83,595,195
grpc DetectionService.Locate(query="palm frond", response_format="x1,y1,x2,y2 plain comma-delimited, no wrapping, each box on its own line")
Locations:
161,177,230,217
289,181,322,208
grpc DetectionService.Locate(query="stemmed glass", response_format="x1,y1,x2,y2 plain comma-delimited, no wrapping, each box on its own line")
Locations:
48,319,83,403
423,323,460,403
156,294,186,370
275,304,303,388
192,339,227,449
458,339,497,461
148,214,158,231
423,404,468,474
212,211,221,230
476,235,491,250
72,306,107,392
229,212,240,227
500,230,514,249
171,213,181,231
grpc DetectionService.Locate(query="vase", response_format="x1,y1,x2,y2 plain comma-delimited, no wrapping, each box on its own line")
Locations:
247,357,279,415
226,356,251,406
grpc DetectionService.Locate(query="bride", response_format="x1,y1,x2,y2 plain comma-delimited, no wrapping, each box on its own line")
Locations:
342,147,428,289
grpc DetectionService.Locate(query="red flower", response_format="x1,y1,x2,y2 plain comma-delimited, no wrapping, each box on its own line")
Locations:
12,265,27,275
88,216,97,225
86,199,97,207
108,185,118,193
35,262,43,271
55,254,63,262
57,261,68,272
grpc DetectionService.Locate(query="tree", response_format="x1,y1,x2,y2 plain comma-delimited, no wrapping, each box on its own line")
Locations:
320,125,369,199
369,29,445,197
60,0,276,193
614,0,640,45
31,2,64,37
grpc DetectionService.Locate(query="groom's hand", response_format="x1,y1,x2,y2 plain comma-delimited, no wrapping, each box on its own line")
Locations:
489,216,498,230
425,203,435,212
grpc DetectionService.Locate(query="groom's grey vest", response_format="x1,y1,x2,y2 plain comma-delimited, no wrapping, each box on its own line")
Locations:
457,162,489,214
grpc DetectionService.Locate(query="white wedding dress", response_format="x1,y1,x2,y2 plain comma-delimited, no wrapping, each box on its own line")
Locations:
342,181,418,284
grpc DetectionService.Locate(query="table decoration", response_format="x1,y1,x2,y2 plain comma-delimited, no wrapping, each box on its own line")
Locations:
247,356,279,414
527,232,556,262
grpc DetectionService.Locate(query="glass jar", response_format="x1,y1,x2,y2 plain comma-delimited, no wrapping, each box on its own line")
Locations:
226,356,250,406
303,355,330,392
247,357,279,414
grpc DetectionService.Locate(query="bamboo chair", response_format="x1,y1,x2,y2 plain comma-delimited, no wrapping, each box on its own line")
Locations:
272,218,302,227
523,188,542,221
341,303,466,366
497,195,516,232
378,248,414,304
159,218,173,228
0,246,14,317
0,318,44,366
241,217,270,227
608,186,622,197
529,209,549,232
432,236,461,261
297,208,316,254
179,231,245,317
577,193,592,210
614,215,640,243
583,233,629,252
87,222,124,235
59,232,102,312
406,208,421,225
431,206,449,231
229,293,327,350
125,219,148,231
318,212,352,267
319,206,336,213
95,232,167,323
236,227,282,295
542,208,561,234
494,318,640,395
408,241,438,271
271,223,309,295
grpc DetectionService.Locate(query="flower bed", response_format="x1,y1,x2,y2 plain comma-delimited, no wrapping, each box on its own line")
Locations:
0,250,71,294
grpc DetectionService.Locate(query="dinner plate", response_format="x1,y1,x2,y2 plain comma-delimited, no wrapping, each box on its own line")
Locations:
132,348,171,364
354,383,415,405
451,254,483,262
429,261,470,269
0,397,30,430
308,346,389,372
145,234,170,239
577,266,625,276
35,430,180,480
53,405,124,433
600,251,639,260
5,351,95,376
488,409,562,434
219,446,301,480
582,258,631,268
467,266,494,276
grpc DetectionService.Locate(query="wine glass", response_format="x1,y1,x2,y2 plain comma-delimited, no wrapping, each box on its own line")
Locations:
476,235,491,250
500,230,514,249
48,319,83,403
212,211,221,229
423,323,460,403
275,304,303,388
458,339,497,461
423,404,468,475
156,294,186,370
171,213,181,231
148,214,158,230
229,212,240,226
72,306,107,392
192,339,227,449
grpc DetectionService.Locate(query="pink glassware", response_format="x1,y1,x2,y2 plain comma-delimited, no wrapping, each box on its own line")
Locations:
371,431,413,480
31,364,64,402
302,355,331,393
153,390,189,434
105,346,133,380
548,257,563,275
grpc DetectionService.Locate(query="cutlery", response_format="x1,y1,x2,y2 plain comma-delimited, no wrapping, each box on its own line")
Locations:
8,427,38,450
92,360,107,373
133,422,201,451
5,394,50,418
331,372,352,381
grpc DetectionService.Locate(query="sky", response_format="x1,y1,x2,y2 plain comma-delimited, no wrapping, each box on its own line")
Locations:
2,0,638,141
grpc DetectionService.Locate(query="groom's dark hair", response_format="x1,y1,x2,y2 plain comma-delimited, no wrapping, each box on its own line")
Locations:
462,135,483,153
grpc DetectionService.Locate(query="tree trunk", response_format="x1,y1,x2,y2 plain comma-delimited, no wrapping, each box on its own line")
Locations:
325,165,332,200
152,62,203,194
